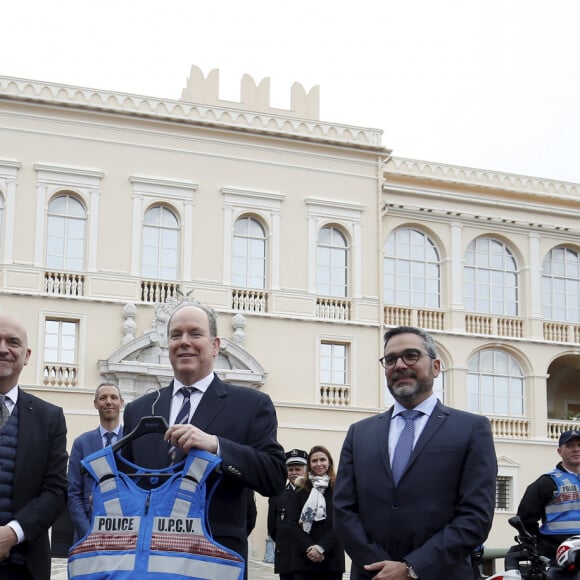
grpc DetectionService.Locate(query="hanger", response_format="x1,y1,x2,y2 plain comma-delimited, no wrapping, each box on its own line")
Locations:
112,388,168,452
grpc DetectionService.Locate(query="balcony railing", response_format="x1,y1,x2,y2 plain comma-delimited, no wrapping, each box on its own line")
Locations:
547,420,580,442
232,289,268,313
316,297,351,321
43,363,78,388
140,280,180,303
489,416,530,439
384,306,445,330
44,271,85,297
320,384,350,406
543,322,580,343
465,314,523,338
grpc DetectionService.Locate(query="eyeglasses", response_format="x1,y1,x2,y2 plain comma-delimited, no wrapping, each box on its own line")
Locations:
379,349,434,369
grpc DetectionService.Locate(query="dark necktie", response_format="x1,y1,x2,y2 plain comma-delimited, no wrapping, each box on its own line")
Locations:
169,387,195,464
174,387,194,426
392,409,421,485
0,395,10,429
104,431,115,447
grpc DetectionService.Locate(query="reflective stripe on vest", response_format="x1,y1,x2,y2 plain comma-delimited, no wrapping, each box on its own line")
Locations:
541,469,580,535
68,447,244,579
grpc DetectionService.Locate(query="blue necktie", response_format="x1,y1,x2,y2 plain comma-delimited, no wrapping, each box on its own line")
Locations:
392,410,421,485
104,431,115,447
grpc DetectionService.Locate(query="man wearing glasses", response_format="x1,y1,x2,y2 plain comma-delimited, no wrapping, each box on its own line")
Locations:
334,326,497,580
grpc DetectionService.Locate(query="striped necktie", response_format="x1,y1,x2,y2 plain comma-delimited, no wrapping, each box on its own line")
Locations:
174,387,194,425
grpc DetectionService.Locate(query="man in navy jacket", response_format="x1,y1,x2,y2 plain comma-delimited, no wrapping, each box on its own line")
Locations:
334,326,497,580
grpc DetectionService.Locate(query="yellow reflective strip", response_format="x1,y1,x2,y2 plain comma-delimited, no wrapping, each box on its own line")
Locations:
147,554,242,580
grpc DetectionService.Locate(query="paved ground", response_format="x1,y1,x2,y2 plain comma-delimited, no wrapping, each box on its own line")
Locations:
51,557,279,579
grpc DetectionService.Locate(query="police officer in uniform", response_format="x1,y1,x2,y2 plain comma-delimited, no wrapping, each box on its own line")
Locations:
517,429,580,562
268,449,308,580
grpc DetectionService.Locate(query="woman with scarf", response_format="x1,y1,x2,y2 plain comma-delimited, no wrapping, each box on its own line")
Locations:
290,445,345,580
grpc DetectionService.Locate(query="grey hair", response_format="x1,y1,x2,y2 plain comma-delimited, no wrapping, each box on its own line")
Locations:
167,300,218,339
383,326,438,359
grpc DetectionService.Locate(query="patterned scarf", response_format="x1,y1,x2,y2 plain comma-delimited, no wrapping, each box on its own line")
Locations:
299,474,329,533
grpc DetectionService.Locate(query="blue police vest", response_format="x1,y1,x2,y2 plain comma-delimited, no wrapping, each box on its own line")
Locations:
68,446,244,579
540,469,580,536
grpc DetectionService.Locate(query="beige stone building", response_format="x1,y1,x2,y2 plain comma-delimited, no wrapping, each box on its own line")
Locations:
0,66,579,560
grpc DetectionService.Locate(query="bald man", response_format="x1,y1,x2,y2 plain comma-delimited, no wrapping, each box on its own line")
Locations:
0,313,68,580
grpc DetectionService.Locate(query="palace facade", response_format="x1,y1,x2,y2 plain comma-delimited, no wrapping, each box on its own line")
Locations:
1,66,579,556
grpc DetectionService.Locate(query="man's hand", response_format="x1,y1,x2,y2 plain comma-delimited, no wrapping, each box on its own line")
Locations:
306,544,325,563
364,560,409,579
0,526,17,560
165,424,218,454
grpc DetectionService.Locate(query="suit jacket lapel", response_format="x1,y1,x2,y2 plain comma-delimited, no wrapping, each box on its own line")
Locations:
378,408,394,477
407,400,449,468
191,376,227,432
90,427,102,454
14,390,34,481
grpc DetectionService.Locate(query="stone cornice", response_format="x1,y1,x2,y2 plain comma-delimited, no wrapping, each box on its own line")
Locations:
387,157,580,200
0,76,385,151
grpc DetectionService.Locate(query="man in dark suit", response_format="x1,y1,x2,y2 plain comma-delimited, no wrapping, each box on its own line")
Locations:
268,448,308,579
0,313,68,580
68,382,124,540
122,301,286,571
334,326,497,580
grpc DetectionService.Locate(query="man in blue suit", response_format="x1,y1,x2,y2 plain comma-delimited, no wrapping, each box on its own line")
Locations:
68,382,124,539
334,326,497,580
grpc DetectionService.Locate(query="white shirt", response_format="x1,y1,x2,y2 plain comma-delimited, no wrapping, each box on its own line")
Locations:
169,372,214,425
388,393,438,468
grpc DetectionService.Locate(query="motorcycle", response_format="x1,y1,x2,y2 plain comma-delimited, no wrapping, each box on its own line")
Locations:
487,515,580,579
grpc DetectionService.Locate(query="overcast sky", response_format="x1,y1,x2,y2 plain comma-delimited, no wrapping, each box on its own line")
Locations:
1,0,579,183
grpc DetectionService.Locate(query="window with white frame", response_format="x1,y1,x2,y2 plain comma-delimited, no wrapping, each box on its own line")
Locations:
232,216,267,289
46,194,86,271
44,319,77,364
496,475,512,511
542,246,580,323
320,342,348,386
384,227,440,307
317,226,348,297
464,237,518,315
141,205,179,280
467,349,524,415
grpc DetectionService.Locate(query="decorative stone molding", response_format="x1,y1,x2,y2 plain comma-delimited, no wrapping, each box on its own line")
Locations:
387,157,580,198
0,74,384,149
98,299,267,400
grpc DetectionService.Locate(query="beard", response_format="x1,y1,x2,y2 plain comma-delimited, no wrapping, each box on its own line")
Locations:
387,370,433,404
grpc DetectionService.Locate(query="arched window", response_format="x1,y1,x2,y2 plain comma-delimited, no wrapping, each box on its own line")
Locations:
46,194,86,271
464,237,518,315
384,228,440,307
542,247,580,323
317,226,348,297
142,206,179,280
232,216,266,289
467,349,524,415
